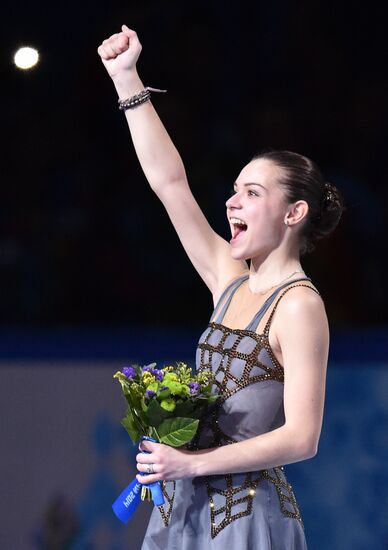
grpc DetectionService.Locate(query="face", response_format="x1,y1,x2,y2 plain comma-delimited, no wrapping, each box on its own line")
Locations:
225,158,289,261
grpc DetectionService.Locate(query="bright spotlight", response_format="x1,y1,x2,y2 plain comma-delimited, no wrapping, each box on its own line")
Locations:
14,47,39,70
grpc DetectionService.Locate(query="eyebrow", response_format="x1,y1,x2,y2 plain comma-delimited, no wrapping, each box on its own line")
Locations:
233,181,268,191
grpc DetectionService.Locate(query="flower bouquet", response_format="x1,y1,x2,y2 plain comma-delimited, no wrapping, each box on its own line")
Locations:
112,361,218,523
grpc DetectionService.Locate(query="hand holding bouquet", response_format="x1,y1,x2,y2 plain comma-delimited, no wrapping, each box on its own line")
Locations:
112,361,218,523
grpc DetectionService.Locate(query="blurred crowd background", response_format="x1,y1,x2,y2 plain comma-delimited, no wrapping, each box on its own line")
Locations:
0,2,387,550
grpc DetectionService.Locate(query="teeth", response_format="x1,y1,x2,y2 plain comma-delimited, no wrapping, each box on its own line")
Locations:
230,217,247,226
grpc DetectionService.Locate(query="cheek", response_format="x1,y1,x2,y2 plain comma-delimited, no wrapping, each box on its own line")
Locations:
263,199,286,226
248,209,284,244
250,203,280,228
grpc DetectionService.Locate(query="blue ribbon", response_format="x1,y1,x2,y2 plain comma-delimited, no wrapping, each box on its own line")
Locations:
112,436,165,523
112,477,142,524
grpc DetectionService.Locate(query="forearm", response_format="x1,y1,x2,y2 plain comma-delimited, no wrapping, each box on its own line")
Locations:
113,71,187,193
191,424,317,477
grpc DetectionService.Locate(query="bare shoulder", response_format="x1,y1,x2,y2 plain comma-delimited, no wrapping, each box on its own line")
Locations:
270,284,329,367
272,284,329,342
278,284,326,316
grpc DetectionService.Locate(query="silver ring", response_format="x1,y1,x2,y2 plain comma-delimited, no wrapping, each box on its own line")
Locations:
146,463,155,475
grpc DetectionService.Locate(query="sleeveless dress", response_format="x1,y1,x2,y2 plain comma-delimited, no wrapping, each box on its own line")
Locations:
142,274,319,550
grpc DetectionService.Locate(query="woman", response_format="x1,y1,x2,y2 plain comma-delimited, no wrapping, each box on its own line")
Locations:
98,26,343,549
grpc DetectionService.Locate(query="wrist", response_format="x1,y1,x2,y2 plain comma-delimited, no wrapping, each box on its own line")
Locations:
189,450,207,477
112,70,144,100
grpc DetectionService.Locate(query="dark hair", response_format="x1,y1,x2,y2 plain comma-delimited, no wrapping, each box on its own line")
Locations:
252,149,345,255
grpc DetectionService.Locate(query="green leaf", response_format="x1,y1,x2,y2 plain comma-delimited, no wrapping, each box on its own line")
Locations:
207,394,219,402
173,400,194,417
191,402,209,418
140,396,148,412
149,426,161,442
114,375,132,397
201,383,214,394
158,417,199,447
158,388,172,400
145,398,172,427
121,407,141,444
124,386,147,429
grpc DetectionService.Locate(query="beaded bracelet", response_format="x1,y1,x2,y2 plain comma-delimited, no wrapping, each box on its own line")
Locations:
118,87,167,111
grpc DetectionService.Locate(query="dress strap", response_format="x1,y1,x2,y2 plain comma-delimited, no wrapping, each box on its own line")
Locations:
262,283,321,337
210,274,249,324
245,278,312,333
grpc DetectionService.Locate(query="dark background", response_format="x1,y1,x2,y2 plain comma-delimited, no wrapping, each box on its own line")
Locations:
0,1,387,330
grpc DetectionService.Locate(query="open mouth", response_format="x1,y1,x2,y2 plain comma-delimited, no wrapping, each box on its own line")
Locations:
230,217,248,240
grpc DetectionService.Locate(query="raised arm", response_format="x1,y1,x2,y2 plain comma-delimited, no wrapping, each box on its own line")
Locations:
97,26,247,298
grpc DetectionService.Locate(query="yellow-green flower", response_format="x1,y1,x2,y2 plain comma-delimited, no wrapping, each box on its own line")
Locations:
162,379,190,396
179,384,190,396
142,372,156,386
164,373,179,382
113,371,127,381
147,382,158,393
160,398,176,412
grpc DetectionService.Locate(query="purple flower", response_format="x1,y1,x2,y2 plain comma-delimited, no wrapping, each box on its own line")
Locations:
122,366,136,379
146,389,156,398
142,366,153,373
153,369,164,381
189,381,200,395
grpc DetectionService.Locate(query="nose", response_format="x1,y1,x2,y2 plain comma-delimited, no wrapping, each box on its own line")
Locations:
225,191,242,210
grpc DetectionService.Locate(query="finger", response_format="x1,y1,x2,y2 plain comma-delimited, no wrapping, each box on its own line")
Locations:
139,440,159,453
109,42,122,55
121,25,139,42
108,33,119,41
136,462,159,475
97,45,110,60
136,452,154,463
136,473,161,485
108,35,126,55
102,40,118,58
98,45,115,60
117,33,129,52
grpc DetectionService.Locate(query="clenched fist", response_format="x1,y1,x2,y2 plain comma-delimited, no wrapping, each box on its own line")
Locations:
97,25,142,80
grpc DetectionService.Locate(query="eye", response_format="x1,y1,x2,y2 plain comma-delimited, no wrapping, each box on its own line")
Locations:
248,189,259,197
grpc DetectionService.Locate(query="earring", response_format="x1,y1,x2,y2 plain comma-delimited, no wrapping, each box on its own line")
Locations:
284,219,289,226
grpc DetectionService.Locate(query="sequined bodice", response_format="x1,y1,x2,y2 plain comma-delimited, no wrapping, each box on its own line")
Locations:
194,321,285,448
194,275,318,444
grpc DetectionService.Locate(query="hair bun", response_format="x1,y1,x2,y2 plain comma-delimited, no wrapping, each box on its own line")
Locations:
320,182,344,216
313,181,344,244
323,182,341,208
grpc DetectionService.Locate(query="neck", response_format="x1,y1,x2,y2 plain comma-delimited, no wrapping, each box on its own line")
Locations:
248,248,304,294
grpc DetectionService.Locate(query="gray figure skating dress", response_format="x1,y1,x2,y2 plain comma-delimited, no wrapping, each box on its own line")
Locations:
142,274,319,549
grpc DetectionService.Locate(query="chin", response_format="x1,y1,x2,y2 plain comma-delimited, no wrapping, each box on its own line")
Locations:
230,247,250,261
